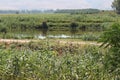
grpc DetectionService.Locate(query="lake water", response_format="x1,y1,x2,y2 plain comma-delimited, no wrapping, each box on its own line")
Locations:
5,30,99,39
35,34,71,39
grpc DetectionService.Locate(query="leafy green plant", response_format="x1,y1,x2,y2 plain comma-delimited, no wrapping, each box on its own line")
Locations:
99,23,120,48
80,33,99,41
0,24,8,38
99,23,120,79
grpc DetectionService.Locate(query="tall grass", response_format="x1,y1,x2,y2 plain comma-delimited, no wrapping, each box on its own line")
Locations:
0,42,119,80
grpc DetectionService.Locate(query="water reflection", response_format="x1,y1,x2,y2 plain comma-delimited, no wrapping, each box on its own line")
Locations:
49,34,71,38
41,21,48,36
36,34,71,39
70,22,78,37
37,35,46,39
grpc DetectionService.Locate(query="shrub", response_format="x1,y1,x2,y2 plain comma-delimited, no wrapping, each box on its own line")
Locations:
99,23,120,78
80,33,99,41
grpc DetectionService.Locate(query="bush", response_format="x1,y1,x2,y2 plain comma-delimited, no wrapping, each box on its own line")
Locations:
99,23,120,48
80,33,99,41
99,23,120,78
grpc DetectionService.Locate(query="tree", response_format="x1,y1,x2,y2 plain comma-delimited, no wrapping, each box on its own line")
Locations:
112,0,120,14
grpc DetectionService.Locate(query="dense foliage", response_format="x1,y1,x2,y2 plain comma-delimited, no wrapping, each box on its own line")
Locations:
0,9,100,14
55,9,100,14
0,41,119,80
99,23,120,76
99,23,120,48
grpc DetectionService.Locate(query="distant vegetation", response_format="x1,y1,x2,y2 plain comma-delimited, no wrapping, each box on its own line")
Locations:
0,11,117,32
0,11,119,39
55,9,100,14
0,10,53,14
0,9,100,14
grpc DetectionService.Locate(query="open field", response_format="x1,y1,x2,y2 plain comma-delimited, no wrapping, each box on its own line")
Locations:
0,11,120,80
